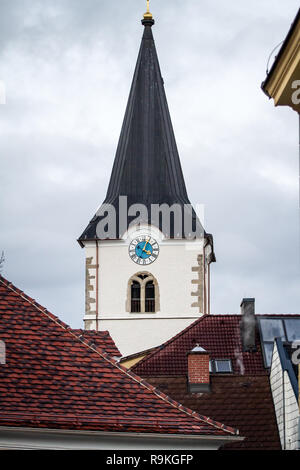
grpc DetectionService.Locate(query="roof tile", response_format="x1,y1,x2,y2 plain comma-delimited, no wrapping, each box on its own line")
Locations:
132,315,281,449
0,275,239,439
133,314,266,376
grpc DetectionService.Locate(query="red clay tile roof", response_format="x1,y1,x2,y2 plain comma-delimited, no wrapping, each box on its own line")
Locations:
120,345,159,363
0,276,240,438
144,375,281,450
132,314,267,376
71,329,121,358
131,314,281,450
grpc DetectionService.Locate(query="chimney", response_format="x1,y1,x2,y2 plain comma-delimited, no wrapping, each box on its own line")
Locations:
240,298,256,352
187,345,210,393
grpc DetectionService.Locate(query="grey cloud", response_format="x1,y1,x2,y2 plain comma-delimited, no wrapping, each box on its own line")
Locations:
1,0,299,327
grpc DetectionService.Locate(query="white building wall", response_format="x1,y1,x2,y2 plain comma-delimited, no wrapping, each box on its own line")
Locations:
284,371,299,450
97,239,204,317
82,232,210,355
98,317,201,357
270,342,299,450
270,345,284,448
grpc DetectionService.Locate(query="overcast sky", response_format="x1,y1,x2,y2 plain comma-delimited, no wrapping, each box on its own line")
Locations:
0,0,299,328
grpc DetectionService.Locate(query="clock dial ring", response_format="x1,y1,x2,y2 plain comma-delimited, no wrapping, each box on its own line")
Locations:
129,235,159,265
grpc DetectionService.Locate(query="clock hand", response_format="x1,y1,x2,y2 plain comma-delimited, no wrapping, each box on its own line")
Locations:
142,238,150,252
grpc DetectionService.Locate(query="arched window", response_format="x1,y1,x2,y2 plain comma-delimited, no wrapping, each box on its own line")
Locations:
127,273,159,313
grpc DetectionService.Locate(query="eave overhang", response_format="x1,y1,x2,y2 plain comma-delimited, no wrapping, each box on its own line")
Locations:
261,8,300,113
0,425,244,450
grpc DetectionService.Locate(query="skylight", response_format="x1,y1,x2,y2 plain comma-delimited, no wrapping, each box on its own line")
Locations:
258,317,300,367
210,359,232,373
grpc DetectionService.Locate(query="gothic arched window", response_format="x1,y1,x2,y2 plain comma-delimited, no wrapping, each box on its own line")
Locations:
127,273,159,313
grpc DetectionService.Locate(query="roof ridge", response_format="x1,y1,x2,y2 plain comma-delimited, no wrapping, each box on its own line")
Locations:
77,343,238,436
0,275,70,330
132,315,210,371
131,314,248,371
71,328,121,357
73,328,111,335
110,361,238,435
121,345,159,362
0,275,238,436
0,276,118,357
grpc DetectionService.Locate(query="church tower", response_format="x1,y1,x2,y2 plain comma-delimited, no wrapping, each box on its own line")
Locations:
78,5,215,356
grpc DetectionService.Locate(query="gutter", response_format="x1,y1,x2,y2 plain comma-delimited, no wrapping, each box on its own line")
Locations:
261,7,300,94
96,240,99,331
0,425,244,450
282,367,286,450
203,239,207,315
0,425,244,441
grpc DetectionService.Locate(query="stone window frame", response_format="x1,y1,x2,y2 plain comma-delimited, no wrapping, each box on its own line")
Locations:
126,272,160,313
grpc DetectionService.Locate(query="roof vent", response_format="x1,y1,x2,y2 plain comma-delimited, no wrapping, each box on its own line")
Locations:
191,344,207,353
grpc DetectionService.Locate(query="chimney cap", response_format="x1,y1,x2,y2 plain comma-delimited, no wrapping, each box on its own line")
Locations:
190,344,207,353
240,298,255,307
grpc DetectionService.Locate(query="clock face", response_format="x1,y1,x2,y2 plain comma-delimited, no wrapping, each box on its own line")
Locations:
129,235,159,265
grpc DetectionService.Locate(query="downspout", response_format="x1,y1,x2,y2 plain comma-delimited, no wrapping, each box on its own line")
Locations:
298,364,300,450
295,114,300,449
95,241,99,331
298,112,300,266
203,241,207,315
207,262,210,315
282,369,286,450
203,238,211,315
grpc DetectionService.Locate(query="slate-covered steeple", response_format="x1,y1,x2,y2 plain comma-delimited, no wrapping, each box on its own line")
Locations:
79,12,200,243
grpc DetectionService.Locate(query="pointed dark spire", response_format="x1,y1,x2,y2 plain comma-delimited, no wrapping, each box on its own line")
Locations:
79,14,200,243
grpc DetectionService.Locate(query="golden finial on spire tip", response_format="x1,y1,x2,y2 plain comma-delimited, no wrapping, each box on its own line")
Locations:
143,0,153,20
